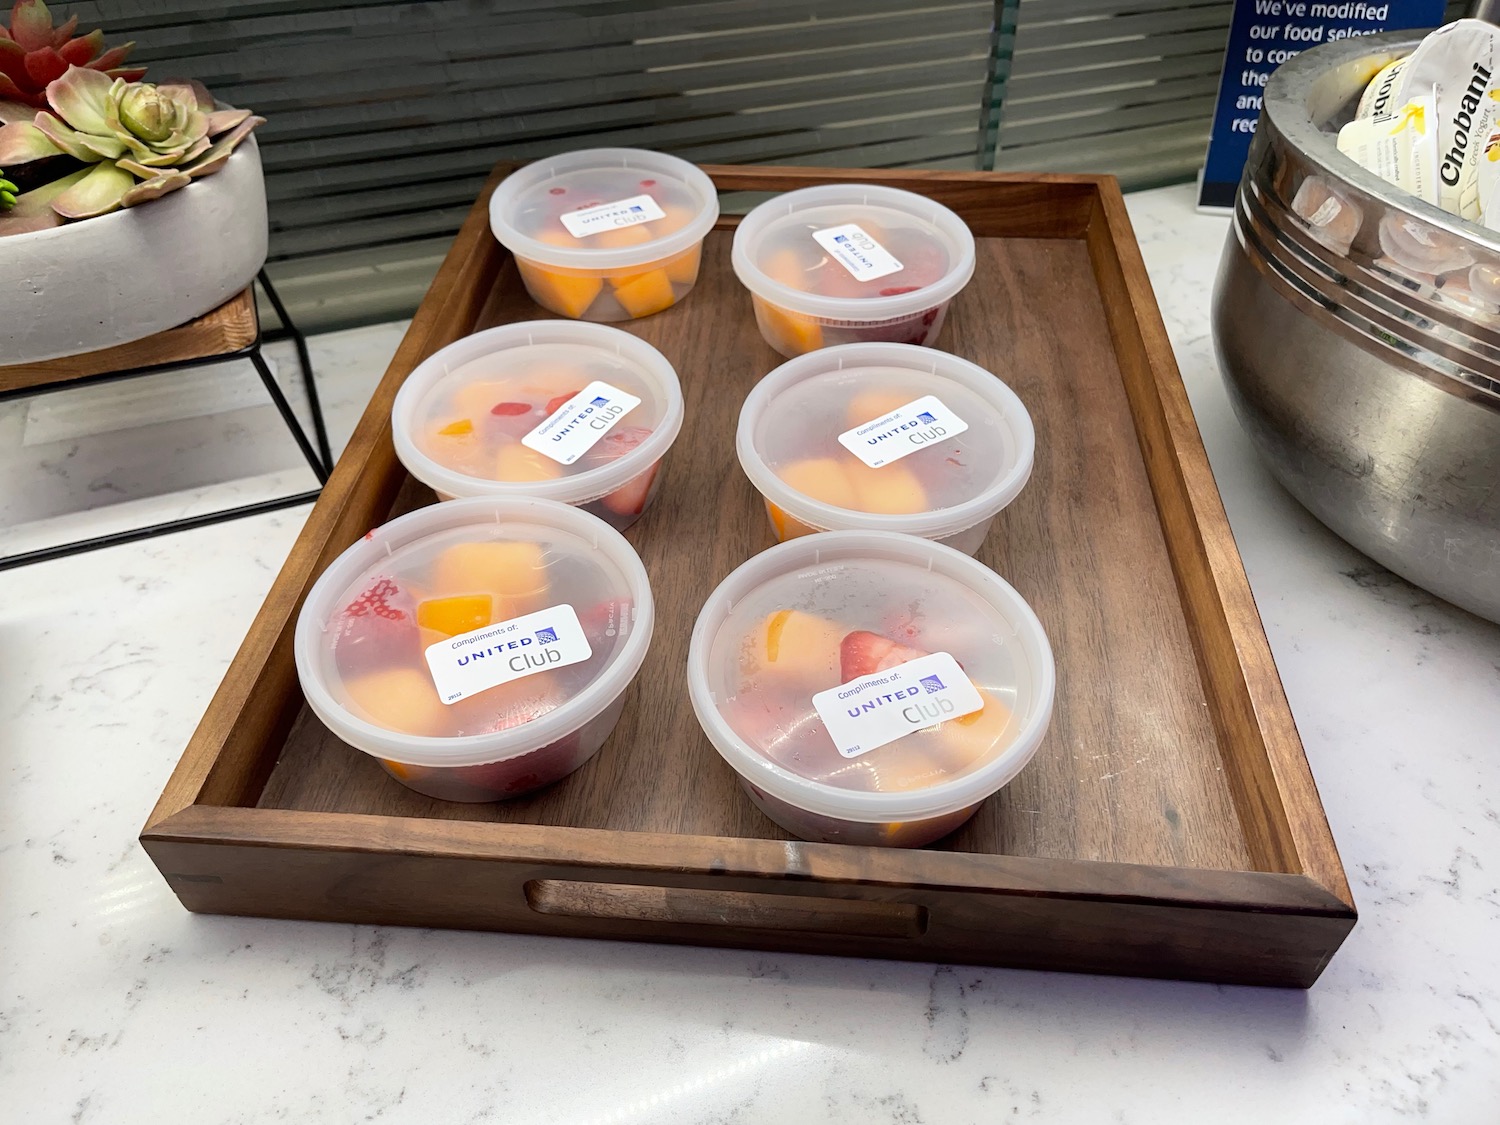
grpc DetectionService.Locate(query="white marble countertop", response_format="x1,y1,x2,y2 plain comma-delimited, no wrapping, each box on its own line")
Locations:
3,184,1498,1123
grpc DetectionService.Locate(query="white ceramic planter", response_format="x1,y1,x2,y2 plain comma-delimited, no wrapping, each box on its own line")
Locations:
1,135,268,365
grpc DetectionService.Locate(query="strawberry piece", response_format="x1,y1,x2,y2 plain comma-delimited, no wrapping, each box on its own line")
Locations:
600,461,659,518
343,576,406,620
544,390,582,416
491,401,531,416
333,577,419,678
589,424,652,461
455,731,584,797
839,630,929,681
879,285,921,297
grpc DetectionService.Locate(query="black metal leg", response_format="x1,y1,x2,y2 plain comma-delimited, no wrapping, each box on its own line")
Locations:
0,490,323,572
258,269,333,473
0,277,334,569
250,348,329,485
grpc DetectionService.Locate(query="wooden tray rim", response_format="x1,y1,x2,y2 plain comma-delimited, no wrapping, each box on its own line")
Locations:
141,164,1355,939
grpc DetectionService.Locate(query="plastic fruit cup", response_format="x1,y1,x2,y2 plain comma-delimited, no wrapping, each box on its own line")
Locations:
688,531,1054,847
294,496,654,803
392,320,684,530
489,147,719,322
731,183,976,357
736,342,1034,555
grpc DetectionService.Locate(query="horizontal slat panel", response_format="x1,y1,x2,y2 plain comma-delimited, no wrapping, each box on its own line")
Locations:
264,78,987,207
91,0,1259,329
992,0,1231,194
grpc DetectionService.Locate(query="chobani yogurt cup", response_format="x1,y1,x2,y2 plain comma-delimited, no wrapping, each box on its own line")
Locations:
688,531,1054,847
295,497,654,803
392,321,684,529
731,183,975,357
489,147,719,321
736,343,1034,555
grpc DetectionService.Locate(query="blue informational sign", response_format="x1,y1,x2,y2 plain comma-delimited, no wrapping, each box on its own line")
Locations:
1198,0,1447,209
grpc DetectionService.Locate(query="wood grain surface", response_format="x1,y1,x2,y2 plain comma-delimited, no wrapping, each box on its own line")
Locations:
0,287,258,391
142,167,1354,986
258,228,1249,870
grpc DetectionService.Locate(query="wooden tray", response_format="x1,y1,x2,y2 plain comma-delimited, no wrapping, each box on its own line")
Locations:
141,165,1356,987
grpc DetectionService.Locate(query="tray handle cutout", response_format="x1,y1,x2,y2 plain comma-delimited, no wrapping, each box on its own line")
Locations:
525,879,927,939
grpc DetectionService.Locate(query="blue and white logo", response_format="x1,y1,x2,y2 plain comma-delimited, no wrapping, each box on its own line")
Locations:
535,627,558,644
917,411,936,424
920,674,945,694
590,395,610,408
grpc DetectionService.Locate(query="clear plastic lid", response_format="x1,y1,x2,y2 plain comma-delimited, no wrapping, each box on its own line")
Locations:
488,147,719,269
731,183,976,323
688,532,1055,822
737,343,1034,539
294,497,654,767
392,321,684,504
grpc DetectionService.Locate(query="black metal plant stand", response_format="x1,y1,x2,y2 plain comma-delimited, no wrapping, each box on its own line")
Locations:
0,270,332,572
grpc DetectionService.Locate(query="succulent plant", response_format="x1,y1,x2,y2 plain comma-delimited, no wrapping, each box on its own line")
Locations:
0,65,262,226
0,0,143,117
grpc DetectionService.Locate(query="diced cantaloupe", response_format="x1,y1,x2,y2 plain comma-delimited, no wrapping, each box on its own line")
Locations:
344,667,450,736
592,223,654,248
753,296,823,355
416,594,493,637
778,458,859,509
611,268,677,318
517,257,603,319
846,388,917,428
651,203,699,237
762,248,811,290
764,500,817,542
437,418,474,437
431,541,549,616
743,609,844,684
496,443,564,483
937,691,1013,768
662,244,701,285
845,460,928,515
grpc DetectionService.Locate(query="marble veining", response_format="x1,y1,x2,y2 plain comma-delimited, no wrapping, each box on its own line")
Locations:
1,185,1498,1122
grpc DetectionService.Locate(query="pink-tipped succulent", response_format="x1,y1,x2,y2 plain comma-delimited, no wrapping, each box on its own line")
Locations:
0,65,263,228
0,0,143,116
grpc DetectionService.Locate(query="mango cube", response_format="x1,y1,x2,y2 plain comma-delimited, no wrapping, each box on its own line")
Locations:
846,460,928,515
743,609,843,684
517,257,603,319
612,268,677,318
847,389,916,428
344,667,449,736
496,444,564,483
416,594,493,637
662,245,701,285
431,541,548,616
937,691,1013,768
765,500,818,542
778,458,859,509
754,297,823,355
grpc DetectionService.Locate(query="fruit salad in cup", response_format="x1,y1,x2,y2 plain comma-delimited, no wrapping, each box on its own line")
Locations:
295,497,655,803
392,321,684,529
736,343,1035,556
489,147,719,322
732,183,976,357
688,532,1055,847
